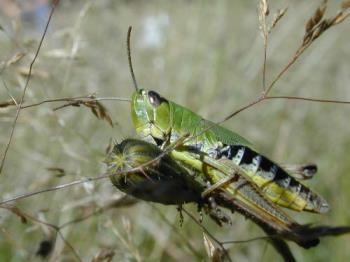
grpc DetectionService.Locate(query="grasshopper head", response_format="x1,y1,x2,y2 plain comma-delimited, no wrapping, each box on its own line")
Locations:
131,89,171,142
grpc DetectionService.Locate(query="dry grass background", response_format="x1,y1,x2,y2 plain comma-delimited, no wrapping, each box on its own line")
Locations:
1,0,350,261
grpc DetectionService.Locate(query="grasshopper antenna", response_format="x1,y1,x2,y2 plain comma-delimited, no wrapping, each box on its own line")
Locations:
127,26,139,91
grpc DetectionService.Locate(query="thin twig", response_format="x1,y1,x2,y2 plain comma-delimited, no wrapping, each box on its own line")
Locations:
150,205,203,259
0,133,188,205
258,0,269,92
0,95,131,110
264,45,307,96
222,235,271,244
0,177,99,204
265,95,350,104
262,39,268,92
220,96,263,124
218,1,350,125
58,197,136,229
59,206,109,229
2,79,18,106
182,208,232,262
20,95,92,109
220,44,312,126
219,94,350,125
61,2,91,92
0,1,59,174
94,97,131,102
56,230,83,262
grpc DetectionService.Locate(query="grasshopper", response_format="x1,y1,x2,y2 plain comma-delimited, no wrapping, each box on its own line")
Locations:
118,27,350,261
130,88,329,214
124,27,328,214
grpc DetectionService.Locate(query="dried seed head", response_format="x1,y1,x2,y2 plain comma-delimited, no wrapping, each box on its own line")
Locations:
305,1,327,33
258,0,269,39
268,8,288,33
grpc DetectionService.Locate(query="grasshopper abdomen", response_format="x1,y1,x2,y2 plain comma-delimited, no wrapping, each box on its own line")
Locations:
216,144,329,213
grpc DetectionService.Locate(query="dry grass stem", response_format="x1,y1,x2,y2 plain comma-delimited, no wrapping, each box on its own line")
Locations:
0,1,59,174
220,1,350,125
0,94,130,126
268,8,288,33
258,0,269,91
182,208,232,262
2,79,18,106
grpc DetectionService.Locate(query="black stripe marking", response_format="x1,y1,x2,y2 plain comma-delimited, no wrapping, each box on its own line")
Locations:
273,167,290,187
259,156,274,171
239,147,256,165
221,145,239,159
220,145,300,189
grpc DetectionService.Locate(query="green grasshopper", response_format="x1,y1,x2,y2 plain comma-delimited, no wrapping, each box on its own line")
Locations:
130,88,329,214
123,25,327,214
105,139,350,262
120,27,348,261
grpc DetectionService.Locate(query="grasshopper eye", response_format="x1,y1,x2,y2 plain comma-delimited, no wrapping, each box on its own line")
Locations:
148,91,162,107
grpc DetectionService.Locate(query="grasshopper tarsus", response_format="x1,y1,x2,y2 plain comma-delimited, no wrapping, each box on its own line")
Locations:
177,205,184,227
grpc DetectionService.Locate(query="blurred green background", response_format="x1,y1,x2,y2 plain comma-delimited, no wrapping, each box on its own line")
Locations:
1,0,350,261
